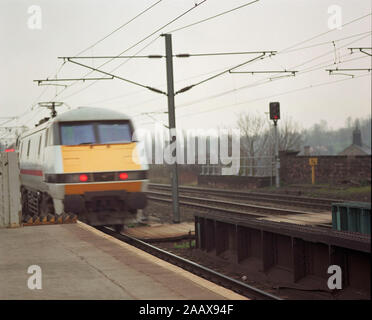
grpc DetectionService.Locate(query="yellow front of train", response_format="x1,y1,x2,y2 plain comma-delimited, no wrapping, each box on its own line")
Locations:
45,107,149,227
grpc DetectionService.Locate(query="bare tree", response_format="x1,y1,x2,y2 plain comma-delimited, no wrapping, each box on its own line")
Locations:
277,118,303,151
237,112,270,176
237,113,270,157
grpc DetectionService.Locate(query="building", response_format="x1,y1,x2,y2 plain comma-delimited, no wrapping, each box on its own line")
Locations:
338,122,371,156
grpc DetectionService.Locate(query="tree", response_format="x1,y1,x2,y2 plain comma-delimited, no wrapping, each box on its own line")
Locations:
237,112,269,158
277,118,303,151
236,112,270,176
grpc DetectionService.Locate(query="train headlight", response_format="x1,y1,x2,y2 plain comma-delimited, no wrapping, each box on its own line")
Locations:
79,174,89,182
119,172,128,180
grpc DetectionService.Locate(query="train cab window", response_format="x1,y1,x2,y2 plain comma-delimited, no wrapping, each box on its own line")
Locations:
45,129,49,147
38,134,42,156
27,140,31,158
60,122,132,145
97,123,131,143
61,123,95,145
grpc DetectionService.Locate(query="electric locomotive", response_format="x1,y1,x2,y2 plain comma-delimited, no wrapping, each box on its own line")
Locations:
18,106,148,229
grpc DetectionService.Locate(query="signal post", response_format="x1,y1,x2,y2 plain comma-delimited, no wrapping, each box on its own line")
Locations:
269,102,280,188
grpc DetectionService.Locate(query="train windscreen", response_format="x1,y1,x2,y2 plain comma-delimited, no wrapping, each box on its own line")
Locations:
97,123,131,143
60,121,132,145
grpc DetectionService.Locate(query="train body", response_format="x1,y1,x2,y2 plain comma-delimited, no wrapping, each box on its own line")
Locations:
18,107,148,227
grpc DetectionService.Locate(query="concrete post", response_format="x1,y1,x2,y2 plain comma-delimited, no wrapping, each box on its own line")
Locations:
0,152,21,228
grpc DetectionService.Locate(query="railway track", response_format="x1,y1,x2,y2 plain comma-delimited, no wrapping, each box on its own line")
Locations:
148,183,340,211
146,190,333,228
96,226,282,300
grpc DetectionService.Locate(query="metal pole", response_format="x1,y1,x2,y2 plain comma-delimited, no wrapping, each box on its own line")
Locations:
274,120,280,188
311,165,315,184
163,33,180,223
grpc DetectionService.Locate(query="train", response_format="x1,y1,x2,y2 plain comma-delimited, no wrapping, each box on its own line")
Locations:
17,106,148,230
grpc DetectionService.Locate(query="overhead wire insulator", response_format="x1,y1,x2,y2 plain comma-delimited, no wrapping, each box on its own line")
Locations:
175,85,195,95
148,55,164,58
146,86,167,95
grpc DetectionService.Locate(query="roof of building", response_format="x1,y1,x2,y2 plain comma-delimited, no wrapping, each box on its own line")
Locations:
338,144,371,156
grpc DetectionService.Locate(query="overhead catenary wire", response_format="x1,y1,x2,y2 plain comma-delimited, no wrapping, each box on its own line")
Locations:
229,70,298,74
297,53,369,74
59,37,162,101
291,33,371,70
326,67,371,78
281,30,372,54
174,52,274,94
46,1,164,101
68,51,277,108
173,32,371,109
35,77,114,86
31,59,67,108
132,39,370,119
59,50,279,59
131,18,371,124
48,7,371,117
176,53,369,110
165,0,260,33
53,0,208,102
11,7,370,130
66,58,167,95
136,73,370,124
72,0,163,58
97,2,209,75
132,19,371,114
9,59,67,127
349,47,372,56
279,12,372,54
82,30,372,108
83,62,239,106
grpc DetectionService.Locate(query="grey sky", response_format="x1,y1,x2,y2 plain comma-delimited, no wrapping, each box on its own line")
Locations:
0,0,371,132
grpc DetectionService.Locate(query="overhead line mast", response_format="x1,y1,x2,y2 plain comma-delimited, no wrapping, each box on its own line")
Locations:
162,33,180,223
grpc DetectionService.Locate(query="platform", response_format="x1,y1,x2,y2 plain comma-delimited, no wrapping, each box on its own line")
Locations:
0,222,245,300
124,222,195,241
258,211,332,225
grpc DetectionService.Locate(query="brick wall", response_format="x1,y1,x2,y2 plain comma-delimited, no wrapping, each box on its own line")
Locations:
149,164,199,185
279,151,371,184
197,175,272,189
149,164,272,188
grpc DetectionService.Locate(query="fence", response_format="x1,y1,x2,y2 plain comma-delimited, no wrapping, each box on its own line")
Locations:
200,156,275,177
0,152,21,228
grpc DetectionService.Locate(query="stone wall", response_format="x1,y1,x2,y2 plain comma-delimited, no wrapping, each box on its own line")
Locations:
279,151,371,185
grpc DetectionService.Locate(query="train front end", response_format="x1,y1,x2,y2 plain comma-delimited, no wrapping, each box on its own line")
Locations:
45,107,148,228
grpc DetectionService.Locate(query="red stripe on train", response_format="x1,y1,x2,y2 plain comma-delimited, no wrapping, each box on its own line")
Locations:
20,169,43,176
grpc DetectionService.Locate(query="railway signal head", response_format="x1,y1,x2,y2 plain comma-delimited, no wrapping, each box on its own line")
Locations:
269,102,280,120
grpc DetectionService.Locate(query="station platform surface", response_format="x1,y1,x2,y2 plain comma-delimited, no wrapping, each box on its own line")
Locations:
258,211,332,226
0,222,245,300
124,222,194,241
